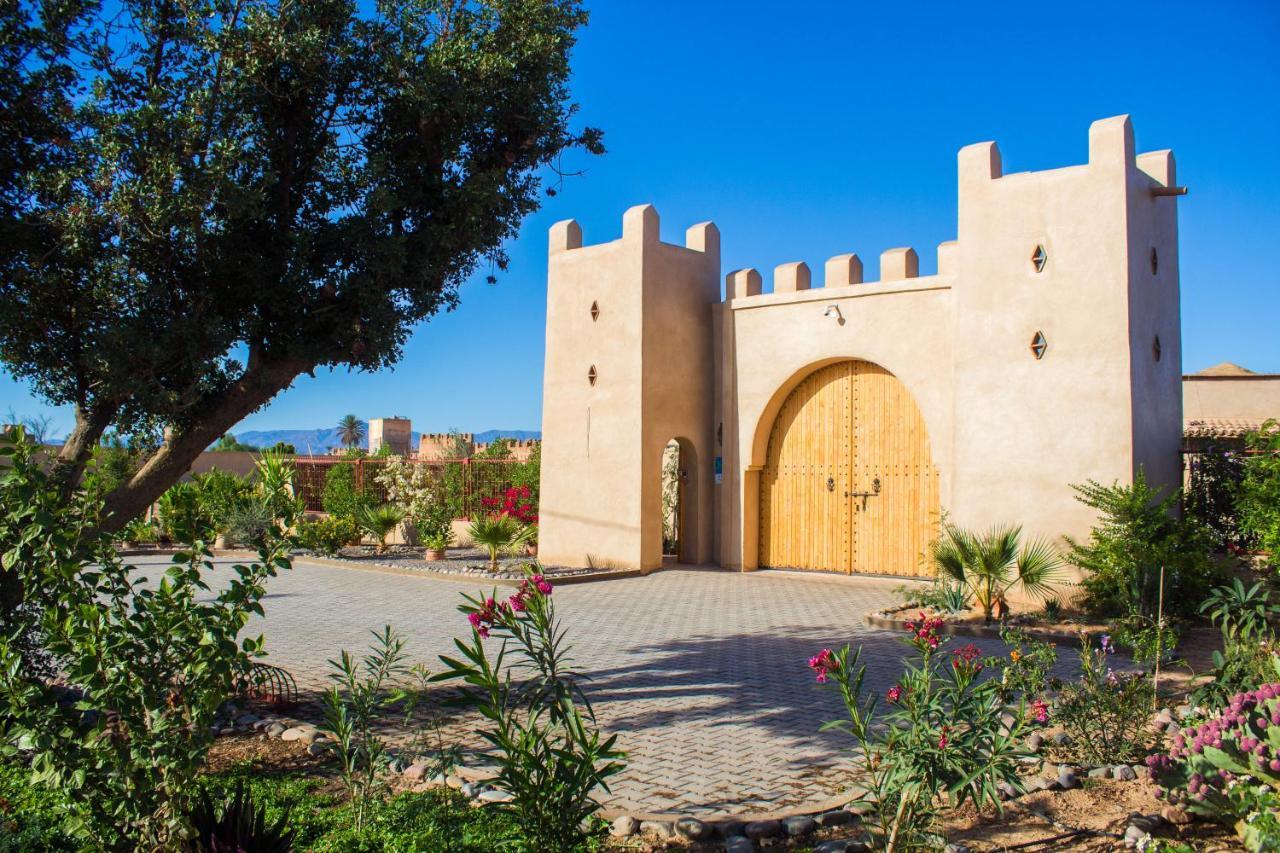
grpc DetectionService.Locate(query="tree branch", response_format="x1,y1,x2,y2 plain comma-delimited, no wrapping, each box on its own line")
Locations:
98,357,306,532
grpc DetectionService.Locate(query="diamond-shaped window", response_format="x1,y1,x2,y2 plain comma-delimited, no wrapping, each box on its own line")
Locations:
590,301,600,321
1031,245,1048,273
1030,331,1048,360
587,365,598,386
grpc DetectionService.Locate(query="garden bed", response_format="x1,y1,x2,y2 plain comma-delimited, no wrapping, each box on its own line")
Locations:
295,544,642,585
865,603,1116,649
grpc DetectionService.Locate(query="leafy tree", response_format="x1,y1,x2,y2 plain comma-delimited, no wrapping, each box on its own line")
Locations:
267,440,296,455
0,0,601,534
475,437,512,460
337,415,367,451
1066,470,1221,618
322,462,371,521
212,434,259,452
1238,420,1280,568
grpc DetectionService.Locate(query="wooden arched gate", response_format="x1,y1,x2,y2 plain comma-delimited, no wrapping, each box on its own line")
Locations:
758,360,939,576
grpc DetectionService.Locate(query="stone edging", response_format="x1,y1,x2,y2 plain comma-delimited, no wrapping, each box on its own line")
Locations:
864,606,1096,649
295,553,648,587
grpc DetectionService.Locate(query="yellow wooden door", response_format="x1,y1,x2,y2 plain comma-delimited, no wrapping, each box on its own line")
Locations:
759,360,938,576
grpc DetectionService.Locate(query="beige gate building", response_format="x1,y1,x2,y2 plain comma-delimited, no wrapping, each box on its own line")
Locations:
539,115,1184,576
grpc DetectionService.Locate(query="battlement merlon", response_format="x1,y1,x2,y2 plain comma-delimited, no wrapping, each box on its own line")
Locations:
959,114,1179,193
547,205,721,258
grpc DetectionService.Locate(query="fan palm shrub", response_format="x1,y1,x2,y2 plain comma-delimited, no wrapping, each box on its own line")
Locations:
468,513,530,571
359,503,406,554
929,523,1063,622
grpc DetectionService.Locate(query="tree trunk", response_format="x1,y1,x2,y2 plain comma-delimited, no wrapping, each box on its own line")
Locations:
98,357,306,533
51,404,116,495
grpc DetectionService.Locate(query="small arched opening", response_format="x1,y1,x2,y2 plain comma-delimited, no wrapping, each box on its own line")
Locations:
658,437,698,564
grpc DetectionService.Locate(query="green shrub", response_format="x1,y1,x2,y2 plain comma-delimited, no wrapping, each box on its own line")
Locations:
438,570,625,852
1239,420,1280,569
1067,471,1223,619
120,515,159,544
1185,442,1252,552
1191,580,1280,708
188,781,295,852
928,523,1063,622
0,759,77,851
996,625,1060,702
322,462,372,521
193,468,254,532
896,578,973,614
1109,614,1181,665
156,479,216,543
0,432,296,849
809,615,1032,851
297,516,363,555
1054,633,1155,765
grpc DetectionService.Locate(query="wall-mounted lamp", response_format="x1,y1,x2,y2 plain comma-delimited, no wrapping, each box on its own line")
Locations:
823,304,844,325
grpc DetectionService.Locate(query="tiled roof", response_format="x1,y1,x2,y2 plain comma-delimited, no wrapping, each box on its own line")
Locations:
1184,418,1267,438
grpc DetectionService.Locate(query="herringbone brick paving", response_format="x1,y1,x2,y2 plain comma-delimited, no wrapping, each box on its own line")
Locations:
148,555,1068,816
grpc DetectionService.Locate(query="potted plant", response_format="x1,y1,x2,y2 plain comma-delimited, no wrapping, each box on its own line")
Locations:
418,503,455,561
423,530,453,561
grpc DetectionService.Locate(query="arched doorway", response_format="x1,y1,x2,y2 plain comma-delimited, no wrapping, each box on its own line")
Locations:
659,437,696,563
758,360,939,576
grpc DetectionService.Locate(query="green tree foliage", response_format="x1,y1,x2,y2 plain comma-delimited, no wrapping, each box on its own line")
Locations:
1066,471,1221,618
0,0,601,531
213,435,260,452
1184,442,1251,551
322,463,371,522
1238,420,1280,568
0,430,296,849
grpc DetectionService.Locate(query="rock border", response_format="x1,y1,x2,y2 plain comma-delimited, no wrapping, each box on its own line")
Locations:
865,605,1114,650
295,552,647,587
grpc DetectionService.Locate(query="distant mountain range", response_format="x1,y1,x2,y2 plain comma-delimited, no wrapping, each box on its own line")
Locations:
231,423,539,453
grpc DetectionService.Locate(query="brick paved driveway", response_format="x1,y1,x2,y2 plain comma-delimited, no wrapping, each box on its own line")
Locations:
157,555,1036,816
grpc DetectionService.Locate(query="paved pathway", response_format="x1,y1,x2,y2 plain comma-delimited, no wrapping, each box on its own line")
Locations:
149,555,1041,816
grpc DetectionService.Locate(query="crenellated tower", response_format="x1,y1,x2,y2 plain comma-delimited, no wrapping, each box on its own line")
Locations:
539,206,720,570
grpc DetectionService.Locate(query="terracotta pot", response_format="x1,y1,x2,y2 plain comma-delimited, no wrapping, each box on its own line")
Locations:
525,543,538,557
424,548,447,562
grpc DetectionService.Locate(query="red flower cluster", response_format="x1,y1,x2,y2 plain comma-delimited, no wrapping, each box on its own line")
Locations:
904,612,945,650
481,485,538,524
1029,697,1050,724
938,725,951,750
468,574,554,636
950,643,983,673
808,649,838,683
509,573,553,612
468,597,503,639
886,684,903,703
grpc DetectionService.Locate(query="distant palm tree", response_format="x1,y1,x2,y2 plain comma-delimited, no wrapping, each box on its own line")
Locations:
337,414,365,449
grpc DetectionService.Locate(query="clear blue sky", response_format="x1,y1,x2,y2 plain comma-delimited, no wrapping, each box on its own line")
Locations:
4,0,1278,439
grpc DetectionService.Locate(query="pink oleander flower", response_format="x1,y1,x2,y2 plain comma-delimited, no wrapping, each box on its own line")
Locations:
533,574,553,596
887,685,903,703
1030,698,1050,724
938,725,950,750
467,610,490,639
809,649,838,683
